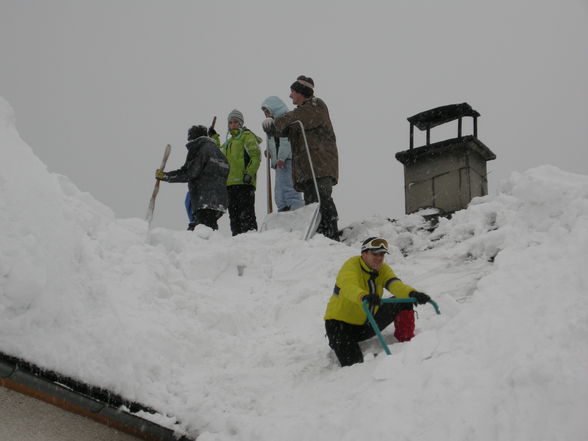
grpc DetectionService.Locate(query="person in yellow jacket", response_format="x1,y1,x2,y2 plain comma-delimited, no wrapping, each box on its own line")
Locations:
210,109,262,235
324,236,431,366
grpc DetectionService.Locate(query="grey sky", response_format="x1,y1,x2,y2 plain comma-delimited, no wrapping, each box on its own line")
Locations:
1,0,587,231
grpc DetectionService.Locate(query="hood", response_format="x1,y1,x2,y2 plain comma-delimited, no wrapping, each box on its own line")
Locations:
186,136,214,151
261,96,289,118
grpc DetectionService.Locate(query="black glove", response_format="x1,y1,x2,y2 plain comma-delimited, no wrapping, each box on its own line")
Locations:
409,291,431,305
362,293,381,310
208,126,217,137
243,174,252,184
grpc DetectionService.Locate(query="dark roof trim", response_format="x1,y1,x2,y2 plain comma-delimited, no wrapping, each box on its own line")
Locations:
408,103,480,130
0,351,194,441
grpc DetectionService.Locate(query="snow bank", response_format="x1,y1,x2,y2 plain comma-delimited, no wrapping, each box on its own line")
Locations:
1,96,587,441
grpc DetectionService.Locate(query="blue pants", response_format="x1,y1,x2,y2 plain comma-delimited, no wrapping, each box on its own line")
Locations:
275,159,304,212
185,192,196,222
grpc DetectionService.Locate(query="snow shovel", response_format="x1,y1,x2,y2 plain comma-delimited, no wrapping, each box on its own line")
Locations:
146,144,171,229
259,120,321,241
265,134,273,214
362,297,441,355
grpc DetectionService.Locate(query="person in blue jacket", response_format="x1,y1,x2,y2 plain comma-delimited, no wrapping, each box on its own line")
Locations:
261,96,304,212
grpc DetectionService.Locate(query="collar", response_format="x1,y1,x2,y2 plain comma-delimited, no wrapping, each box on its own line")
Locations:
186,137,205,149
229,128,244,140
295,97,310,108
359,256,378,277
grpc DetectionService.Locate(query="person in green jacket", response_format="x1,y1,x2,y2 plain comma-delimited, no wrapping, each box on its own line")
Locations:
324,237,431,367
210,109,262,236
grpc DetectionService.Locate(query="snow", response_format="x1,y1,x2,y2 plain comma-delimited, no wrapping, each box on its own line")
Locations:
1,94,587,440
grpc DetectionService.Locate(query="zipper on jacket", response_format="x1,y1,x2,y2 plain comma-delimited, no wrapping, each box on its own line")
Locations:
368,272,377,294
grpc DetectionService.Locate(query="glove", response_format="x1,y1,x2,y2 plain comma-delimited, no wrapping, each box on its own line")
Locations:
155,169,166,181
262,117,275,135
409,291,431,305
208,126,217,137
362,293,381,310
243,174,252,184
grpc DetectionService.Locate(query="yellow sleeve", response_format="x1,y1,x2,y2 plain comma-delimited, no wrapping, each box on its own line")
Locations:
336,259,368,305
211,133,222,148
381,264,415,298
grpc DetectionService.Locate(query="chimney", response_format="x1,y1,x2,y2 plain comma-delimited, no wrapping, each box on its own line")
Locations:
395,103,496,215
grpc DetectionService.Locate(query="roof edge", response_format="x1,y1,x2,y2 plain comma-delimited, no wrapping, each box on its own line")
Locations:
0,352,194,441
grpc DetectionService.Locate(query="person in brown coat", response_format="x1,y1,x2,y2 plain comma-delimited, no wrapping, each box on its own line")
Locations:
262,75,340,241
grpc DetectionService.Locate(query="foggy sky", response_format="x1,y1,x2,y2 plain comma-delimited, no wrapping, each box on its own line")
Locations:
1,0,587,232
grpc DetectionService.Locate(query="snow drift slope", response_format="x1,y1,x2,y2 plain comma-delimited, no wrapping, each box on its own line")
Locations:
1,95,587,441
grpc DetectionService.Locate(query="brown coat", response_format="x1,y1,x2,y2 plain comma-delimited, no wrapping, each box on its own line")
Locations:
273,97,339,189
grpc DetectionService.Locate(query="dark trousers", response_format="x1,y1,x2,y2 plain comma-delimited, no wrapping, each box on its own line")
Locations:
227,185,258,236
188,208,223,231
325,303,413,367
300,177,339,241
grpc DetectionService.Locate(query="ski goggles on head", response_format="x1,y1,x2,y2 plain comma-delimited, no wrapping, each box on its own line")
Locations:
361,237,389,254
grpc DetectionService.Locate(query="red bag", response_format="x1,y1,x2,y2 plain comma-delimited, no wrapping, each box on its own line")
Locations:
394,309,415,342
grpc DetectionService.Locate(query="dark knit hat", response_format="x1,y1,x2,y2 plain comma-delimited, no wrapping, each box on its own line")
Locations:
187,125,208,141
227,109,244,126
290,75,315,98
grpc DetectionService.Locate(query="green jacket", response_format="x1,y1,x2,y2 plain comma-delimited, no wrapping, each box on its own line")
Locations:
324,256,415,325
213,129,261,187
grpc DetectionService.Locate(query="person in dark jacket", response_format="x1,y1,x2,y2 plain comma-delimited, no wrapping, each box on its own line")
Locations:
262,75,340,241
155,125,229,230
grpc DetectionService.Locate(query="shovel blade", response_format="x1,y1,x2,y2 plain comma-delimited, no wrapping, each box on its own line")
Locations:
260,203,321,240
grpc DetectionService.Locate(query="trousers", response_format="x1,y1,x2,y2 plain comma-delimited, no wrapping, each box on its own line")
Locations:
325,303,415,367
300,177,339,241
227,185,257,236
275,159,304,212
187,208,223,231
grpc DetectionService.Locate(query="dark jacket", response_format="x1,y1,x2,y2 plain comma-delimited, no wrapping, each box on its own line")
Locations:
165,136,230,213
273,96,339,189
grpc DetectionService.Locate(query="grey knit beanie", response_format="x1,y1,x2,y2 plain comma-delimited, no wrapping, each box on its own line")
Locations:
227,109,244,127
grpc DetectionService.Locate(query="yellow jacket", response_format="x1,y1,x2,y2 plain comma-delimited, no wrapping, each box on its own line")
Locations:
323,256,415,325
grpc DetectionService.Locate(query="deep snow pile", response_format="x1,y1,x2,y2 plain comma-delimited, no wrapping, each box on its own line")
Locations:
1,95,587,441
